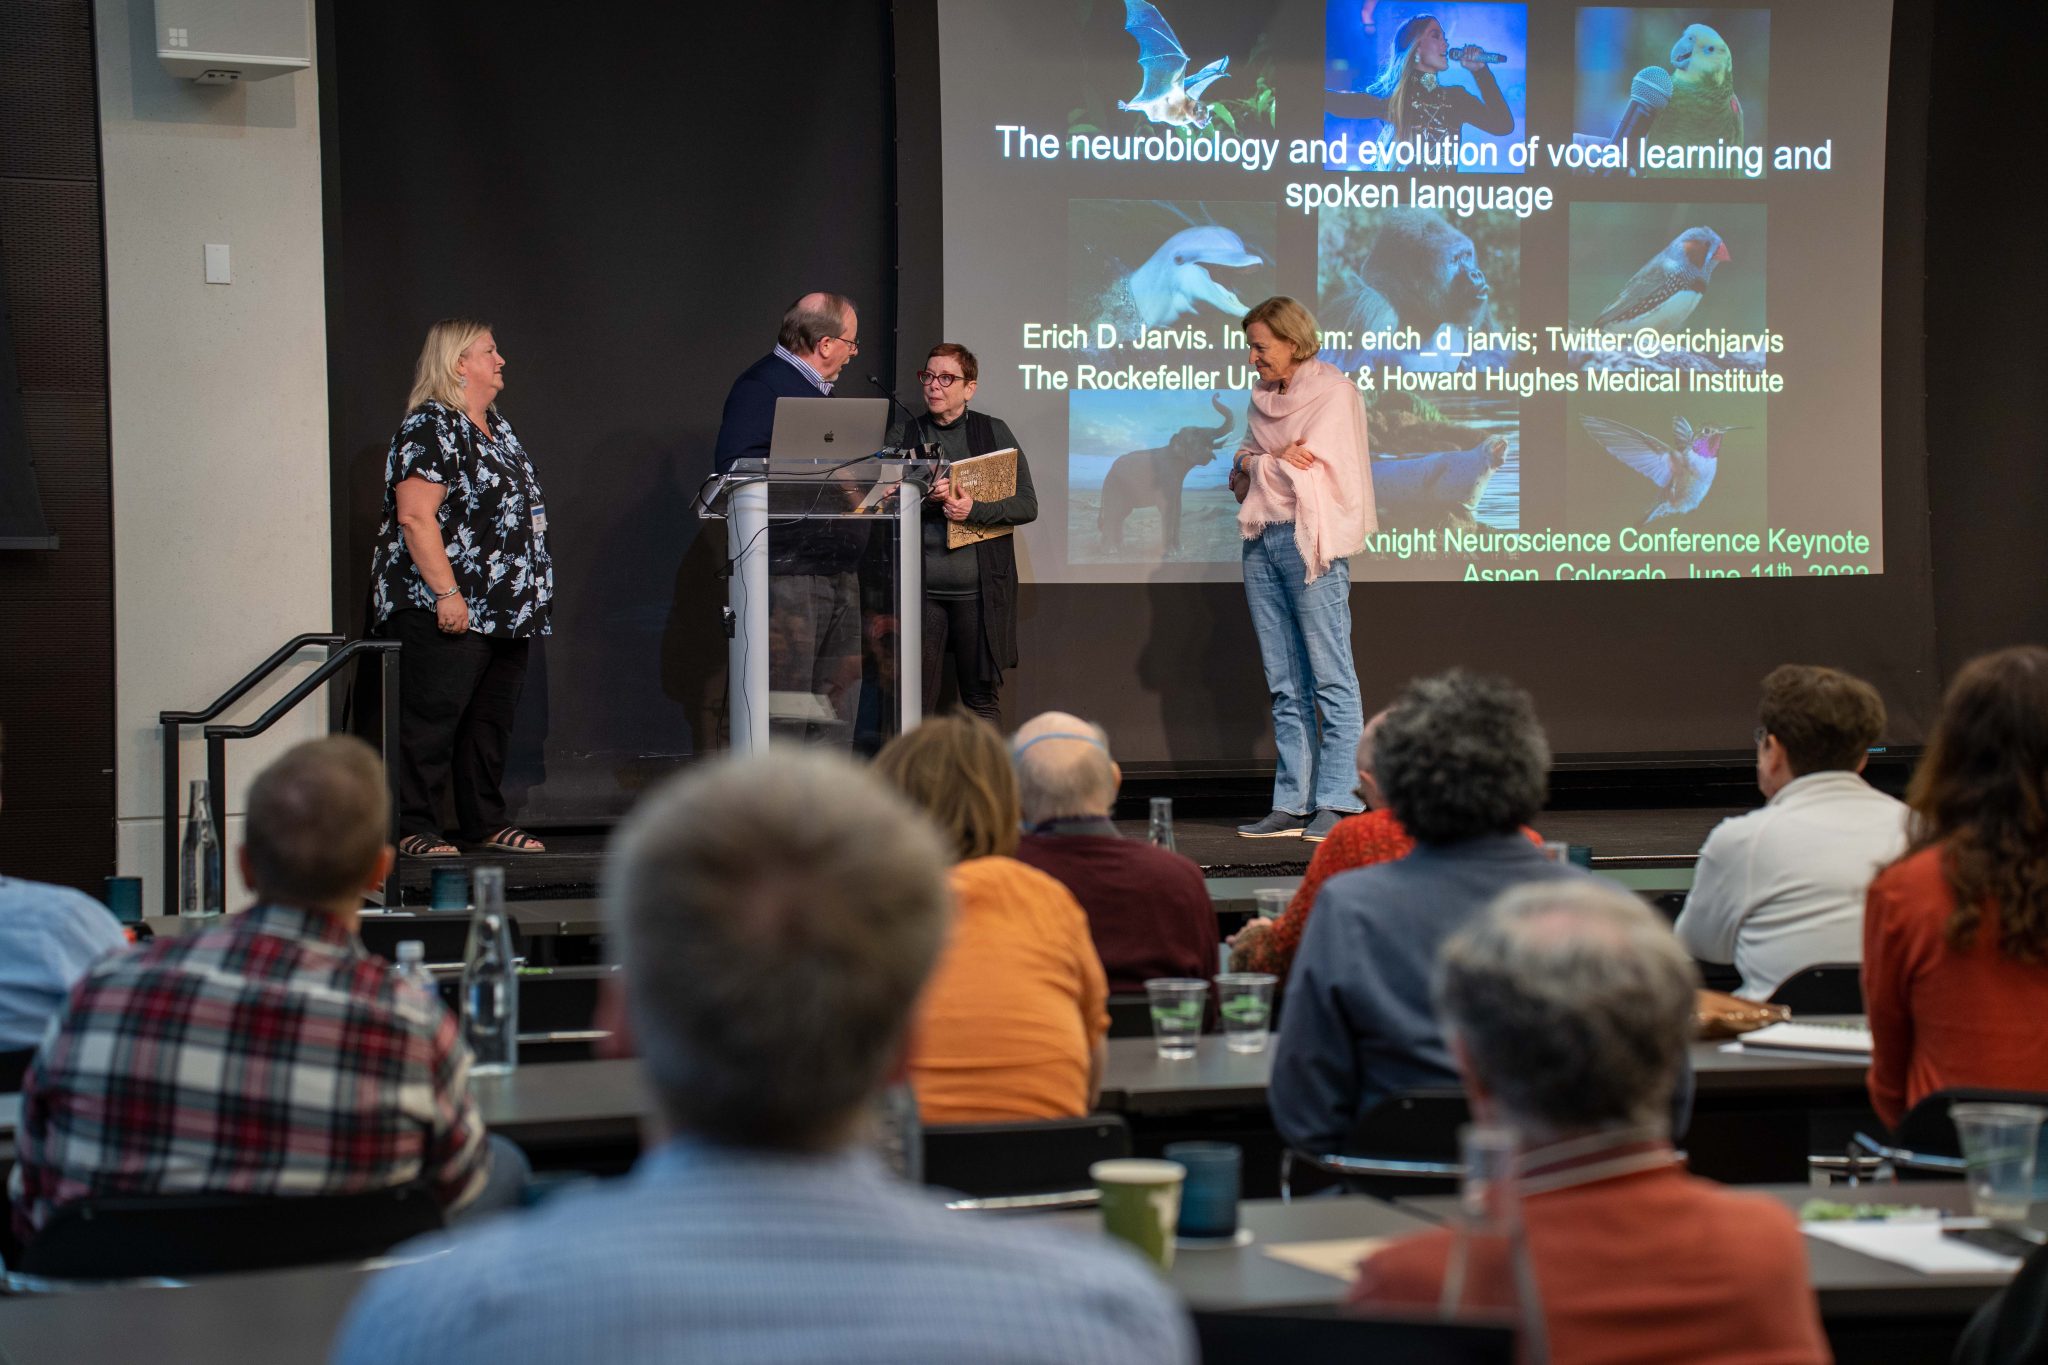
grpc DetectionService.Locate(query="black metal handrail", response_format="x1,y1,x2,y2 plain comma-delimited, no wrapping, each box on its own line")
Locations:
160,634,343,914
201,640,404,910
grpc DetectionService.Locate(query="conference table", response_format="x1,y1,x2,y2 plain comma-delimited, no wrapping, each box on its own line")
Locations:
1096,1031,1874,1185
0,1184,2023,1365
3,1035,1871,1179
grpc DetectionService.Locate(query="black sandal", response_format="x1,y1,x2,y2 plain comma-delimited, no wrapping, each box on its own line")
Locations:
480,827,546,855
398,833,459,858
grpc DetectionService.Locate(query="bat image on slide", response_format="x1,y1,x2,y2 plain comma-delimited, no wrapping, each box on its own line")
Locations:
1117,0,1230,129
1582,413,1744,525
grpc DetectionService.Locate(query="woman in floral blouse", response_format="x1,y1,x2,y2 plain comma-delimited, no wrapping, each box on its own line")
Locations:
369,319,554,857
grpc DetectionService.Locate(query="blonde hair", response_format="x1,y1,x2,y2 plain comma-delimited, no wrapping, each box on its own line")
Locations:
405,317,493,415
1241,296,1321,363
873,715,1022,862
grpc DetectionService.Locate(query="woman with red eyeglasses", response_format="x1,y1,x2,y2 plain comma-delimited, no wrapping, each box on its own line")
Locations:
886,343,1038,723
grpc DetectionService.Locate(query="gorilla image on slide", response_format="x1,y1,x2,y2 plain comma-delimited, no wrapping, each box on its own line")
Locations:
1321,206,1520,372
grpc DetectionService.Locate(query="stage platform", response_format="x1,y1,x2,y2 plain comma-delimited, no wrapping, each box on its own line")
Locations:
385,805,1739,907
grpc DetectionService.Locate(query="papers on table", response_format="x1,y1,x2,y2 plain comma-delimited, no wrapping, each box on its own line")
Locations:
1263,1237,1391,1282
1803,1221,2023,1276
1728,1021,1874,1060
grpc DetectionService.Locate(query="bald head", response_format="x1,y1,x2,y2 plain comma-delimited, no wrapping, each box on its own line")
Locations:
1011,712,1118,824
777,292,856,357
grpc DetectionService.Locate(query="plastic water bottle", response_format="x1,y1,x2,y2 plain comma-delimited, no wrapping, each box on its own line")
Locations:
392,940,433,995
1148,796,1176,852
179,779,224,922
461,867,519,1075
1441,1124,1549,1362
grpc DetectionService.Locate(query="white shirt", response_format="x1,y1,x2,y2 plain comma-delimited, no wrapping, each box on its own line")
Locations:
1675,770,1910,1001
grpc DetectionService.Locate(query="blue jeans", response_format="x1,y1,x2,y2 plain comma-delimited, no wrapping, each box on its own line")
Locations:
1243,524,1364,816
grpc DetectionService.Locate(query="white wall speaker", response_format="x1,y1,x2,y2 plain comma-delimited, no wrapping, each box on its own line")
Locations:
154,0,310,83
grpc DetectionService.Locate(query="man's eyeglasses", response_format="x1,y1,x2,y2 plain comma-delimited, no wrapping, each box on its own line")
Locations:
917,370,966,389
825,334,859,355
1753,726,1769,746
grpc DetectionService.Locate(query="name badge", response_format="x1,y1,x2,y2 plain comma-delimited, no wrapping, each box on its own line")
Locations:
530,503,548,536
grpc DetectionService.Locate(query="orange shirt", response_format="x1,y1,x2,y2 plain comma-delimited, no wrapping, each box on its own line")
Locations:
1864,843,2048,1128
1352,1163,1828,1365
910,857,1110,1124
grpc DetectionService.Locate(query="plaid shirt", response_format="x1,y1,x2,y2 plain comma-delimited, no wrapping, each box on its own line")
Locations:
9,902,488,1240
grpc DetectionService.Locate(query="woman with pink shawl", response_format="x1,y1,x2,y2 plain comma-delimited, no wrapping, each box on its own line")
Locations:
1228,297,1377,842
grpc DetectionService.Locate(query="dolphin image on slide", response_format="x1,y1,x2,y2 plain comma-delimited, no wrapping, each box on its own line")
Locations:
1126,225,1263,328
1118,0,1230,129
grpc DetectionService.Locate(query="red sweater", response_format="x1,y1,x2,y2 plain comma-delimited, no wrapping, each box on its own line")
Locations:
1352,1163,1828,1365
1864,843,2048,1128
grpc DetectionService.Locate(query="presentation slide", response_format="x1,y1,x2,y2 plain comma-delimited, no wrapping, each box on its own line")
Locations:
935,0,1892,585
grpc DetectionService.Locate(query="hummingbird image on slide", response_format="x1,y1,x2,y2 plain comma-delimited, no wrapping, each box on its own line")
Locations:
1581,414,1746,525
1588,226,1731,332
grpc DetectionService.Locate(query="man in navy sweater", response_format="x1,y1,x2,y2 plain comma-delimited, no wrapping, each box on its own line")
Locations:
713,292,860,471
713,294,868,744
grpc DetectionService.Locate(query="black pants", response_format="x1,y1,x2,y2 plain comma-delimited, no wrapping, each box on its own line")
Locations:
385,609,530,840
922,593,1001,725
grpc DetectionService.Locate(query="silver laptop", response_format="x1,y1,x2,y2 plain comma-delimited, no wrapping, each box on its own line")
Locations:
767,397,891,465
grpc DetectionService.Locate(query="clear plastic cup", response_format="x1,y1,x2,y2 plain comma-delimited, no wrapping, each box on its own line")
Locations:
1214,973,1278,1054
1145,978,1209,1060
1253,889,1289,919
1953,1102,2047,1223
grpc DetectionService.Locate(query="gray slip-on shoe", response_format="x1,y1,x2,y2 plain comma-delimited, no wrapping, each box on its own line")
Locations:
1237,810,1307,838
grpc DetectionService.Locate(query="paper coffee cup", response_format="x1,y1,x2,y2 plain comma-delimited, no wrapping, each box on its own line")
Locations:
1092,1158,1186,1270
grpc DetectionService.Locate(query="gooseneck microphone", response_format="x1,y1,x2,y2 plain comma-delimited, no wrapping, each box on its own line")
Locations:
868,375,924,437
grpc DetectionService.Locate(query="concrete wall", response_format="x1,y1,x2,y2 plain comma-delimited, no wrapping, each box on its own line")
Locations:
96,0,332,909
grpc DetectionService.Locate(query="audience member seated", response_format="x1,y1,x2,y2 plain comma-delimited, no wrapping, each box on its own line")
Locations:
1269,669,1594,1157
0,725,128,1080
1675,664,1907,1000
8,737,518,1244
1349,880,1829,1364
1233,709,1543,981
1865,645,2048,1129
876,716,1110,1124
331,749,1192,1365
1009,712,1219,994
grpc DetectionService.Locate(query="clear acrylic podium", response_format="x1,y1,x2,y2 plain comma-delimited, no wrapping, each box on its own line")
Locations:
699,455,940,754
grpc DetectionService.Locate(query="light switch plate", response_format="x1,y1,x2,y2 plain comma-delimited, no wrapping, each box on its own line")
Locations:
204,243,230,284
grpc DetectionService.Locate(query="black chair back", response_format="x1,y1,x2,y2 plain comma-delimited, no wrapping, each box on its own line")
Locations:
0,1046,34,1093
20,1183,446,1280
922,1114,1131,1198
1894,1087,2048,1158
1106,994,1155,1038
1196,1307,1513,1364
1288,1088,1472,1198
1767,963,1864,1015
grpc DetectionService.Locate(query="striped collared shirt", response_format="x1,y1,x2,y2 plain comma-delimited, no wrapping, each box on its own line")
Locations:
9,901,488,1240
773,343,834,395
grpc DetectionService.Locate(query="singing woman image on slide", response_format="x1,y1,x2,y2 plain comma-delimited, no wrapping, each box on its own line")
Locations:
1328,11,1515,146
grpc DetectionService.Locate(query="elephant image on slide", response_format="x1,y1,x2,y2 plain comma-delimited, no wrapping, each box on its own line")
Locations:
1098,393,1236,556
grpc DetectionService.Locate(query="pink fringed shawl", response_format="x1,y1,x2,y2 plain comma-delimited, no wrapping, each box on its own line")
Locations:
1235,359,1377,582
